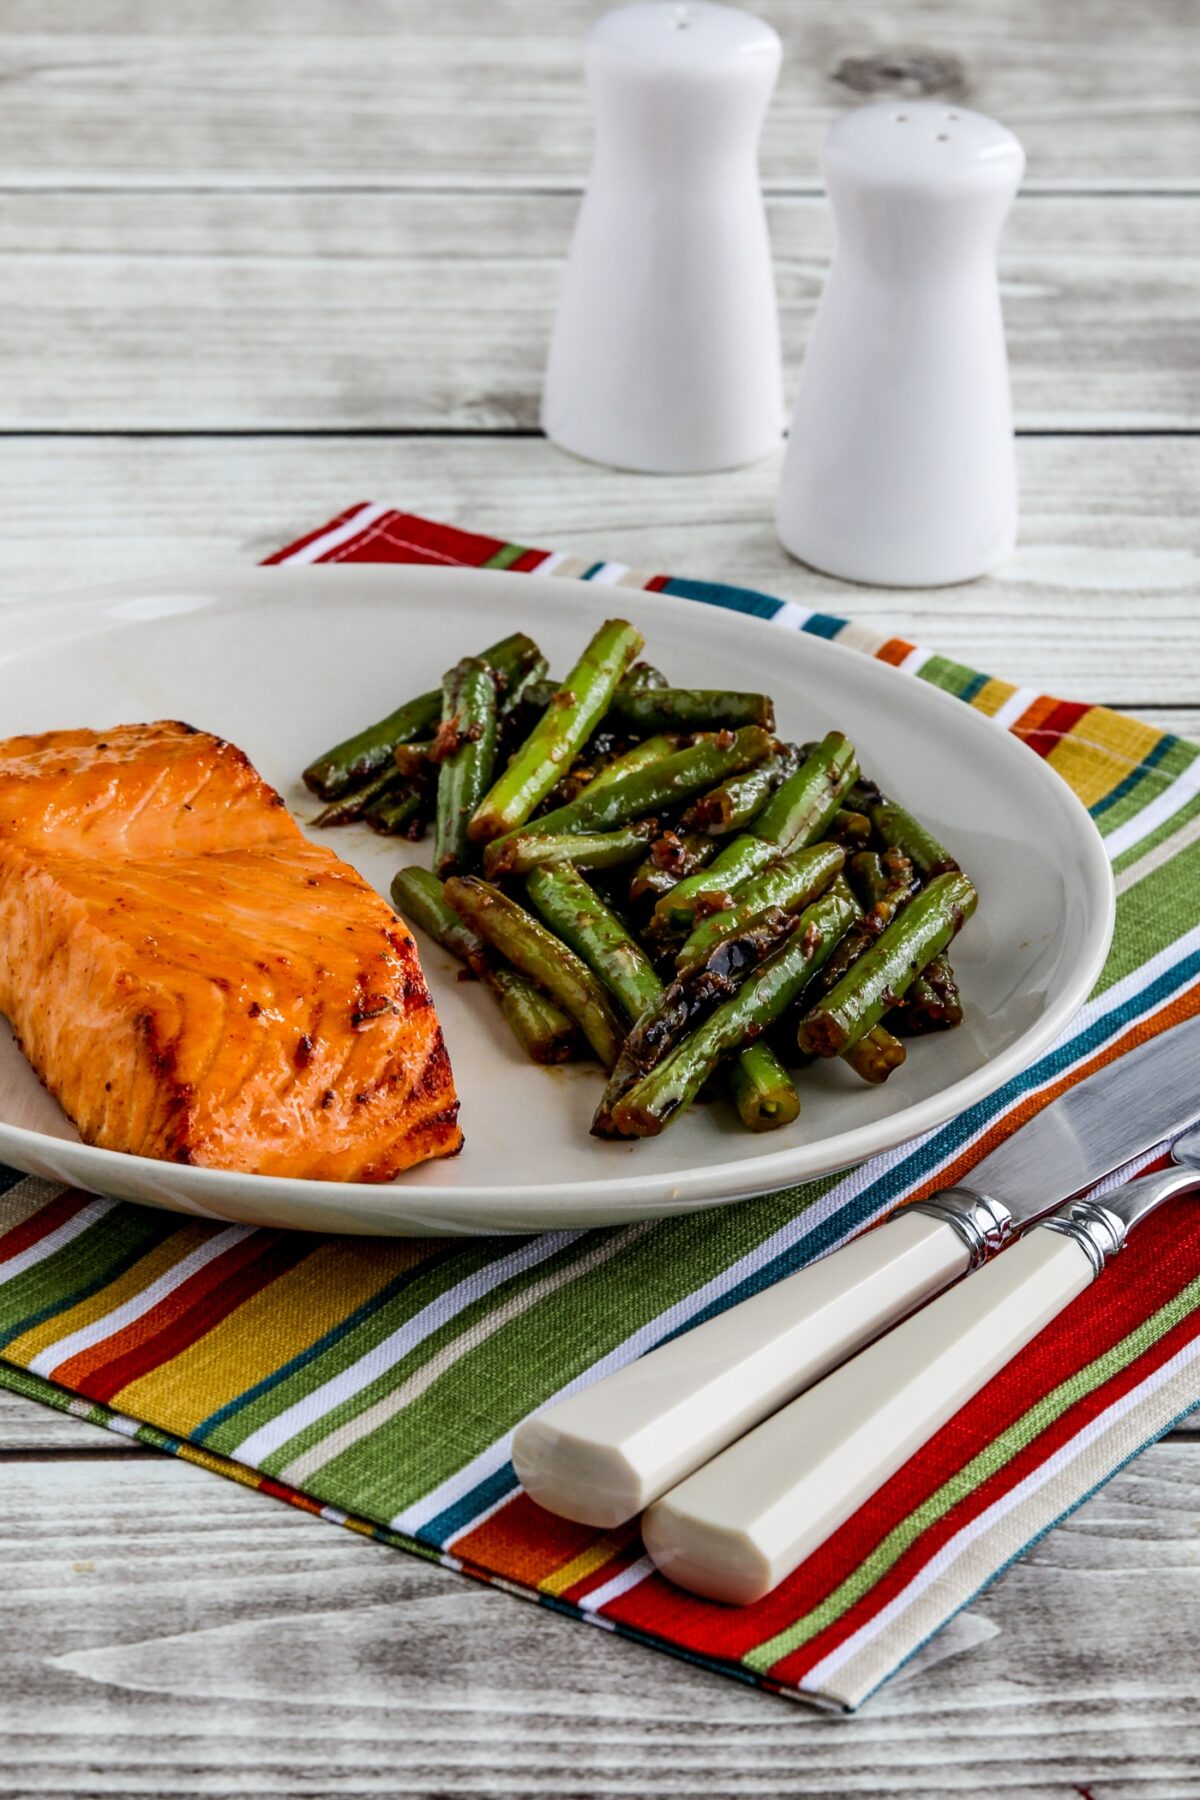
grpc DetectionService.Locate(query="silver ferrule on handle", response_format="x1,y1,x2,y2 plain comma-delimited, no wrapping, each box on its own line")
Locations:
906,1187,1014,1270
1039,1198,1126,1277
1038,1159,1200,1278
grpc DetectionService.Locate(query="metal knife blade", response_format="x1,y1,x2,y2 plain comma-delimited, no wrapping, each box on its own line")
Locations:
959,1011,1200,1226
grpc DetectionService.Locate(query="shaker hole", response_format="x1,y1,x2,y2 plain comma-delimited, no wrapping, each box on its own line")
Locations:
936,132,950,141
894,113,908,122
946,111,960,120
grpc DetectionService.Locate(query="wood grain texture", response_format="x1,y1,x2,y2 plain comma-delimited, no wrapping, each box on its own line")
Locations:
0,433,1194,708
0,0,1197,190
1,191,1196,430
0,1446,1197,1797
0,1388,145,1454
1145,708,1200,741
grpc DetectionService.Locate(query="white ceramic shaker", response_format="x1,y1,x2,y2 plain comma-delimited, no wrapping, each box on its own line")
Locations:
776,101,1025,586
541,1,783,474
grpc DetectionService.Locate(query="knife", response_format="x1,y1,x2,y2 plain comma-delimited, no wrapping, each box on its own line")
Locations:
513,1013,1200,1530
643,1113,1200,1605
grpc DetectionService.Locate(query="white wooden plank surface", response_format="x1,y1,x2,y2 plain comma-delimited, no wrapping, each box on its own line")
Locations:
0,1389,146,1454
1,434,1195,710
0,0,1197,191
0,1446,1197,1797
1,192,1197,430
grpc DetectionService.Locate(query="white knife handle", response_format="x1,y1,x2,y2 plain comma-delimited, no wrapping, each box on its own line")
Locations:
512,1209,972,1529
642,1226,1095,1605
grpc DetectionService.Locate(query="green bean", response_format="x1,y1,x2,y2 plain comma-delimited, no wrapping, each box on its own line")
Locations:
607,886,859,1138
390,865,487,970
499,642,553,715
527,864,792,1124
522,726,773,839
304,691,440,801
390,867,578,1064
649,732,858,935
729,1044,801,1131
520,678,559,715
870,799,959,879
794,871,925,1081
808,912,872,997
847,848,918,916
484,823,656,880
434,656,500,877
629,830,719,904
445,876,627,1067
365,787,426,837
303,631,543,799
650,835,780,935
675,842,846,973
524,661,668,715
526,863,662,1023
313,763,408,828
842,1025,907,1084
468,620,644,843
545,732,688,811
393,740,436,777
829,808,872,849
892,954,964,1034
606,687,775,736
846,775,883,815
682,746,801,835
813,849,917,995
798,872,978,1058
752,731,859,847
573,733,691,800
593,904,829,1136
486,964,579,1064
772,878,858,1067
622,661,669,693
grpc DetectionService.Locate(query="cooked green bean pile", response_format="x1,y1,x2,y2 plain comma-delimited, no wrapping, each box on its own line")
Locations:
302,619,977,1140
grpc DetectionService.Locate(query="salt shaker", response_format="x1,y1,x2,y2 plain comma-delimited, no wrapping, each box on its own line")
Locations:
541,1,783,474
776,101,1025,587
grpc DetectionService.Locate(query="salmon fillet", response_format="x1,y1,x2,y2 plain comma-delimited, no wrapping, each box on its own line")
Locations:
0,721,461,1180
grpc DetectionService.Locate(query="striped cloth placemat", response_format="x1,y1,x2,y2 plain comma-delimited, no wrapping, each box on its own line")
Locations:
2,503,1197,1711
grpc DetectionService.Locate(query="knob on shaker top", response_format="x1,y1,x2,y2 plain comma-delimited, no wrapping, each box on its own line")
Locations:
541,2,784,474
590,0,779,75
777,100,1026,587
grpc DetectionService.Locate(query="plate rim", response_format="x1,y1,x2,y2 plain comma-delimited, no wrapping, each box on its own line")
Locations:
0,565,1117,1225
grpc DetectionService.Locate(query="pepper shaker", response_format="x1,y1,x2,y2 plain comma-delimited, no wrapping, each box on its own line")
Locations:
541,1,783,474
776,101,1025,586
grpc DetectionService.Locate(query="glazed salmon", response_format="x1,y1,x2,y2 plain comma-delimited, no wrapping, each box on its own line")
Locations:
0,722,461,1180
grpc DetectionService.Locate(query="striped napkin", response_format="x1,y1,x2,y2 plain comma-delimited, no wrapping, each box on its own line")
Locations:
2,504,1198,1711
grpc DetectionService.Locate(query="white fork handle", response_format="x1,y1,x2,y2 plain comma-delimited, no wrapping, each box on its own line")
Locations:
512,1210,970,1529
642,1227,1094,1605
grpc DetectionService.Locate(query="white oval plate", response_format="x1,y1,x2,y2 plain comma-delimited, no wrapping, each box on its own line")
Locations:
0,567,1113,1235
